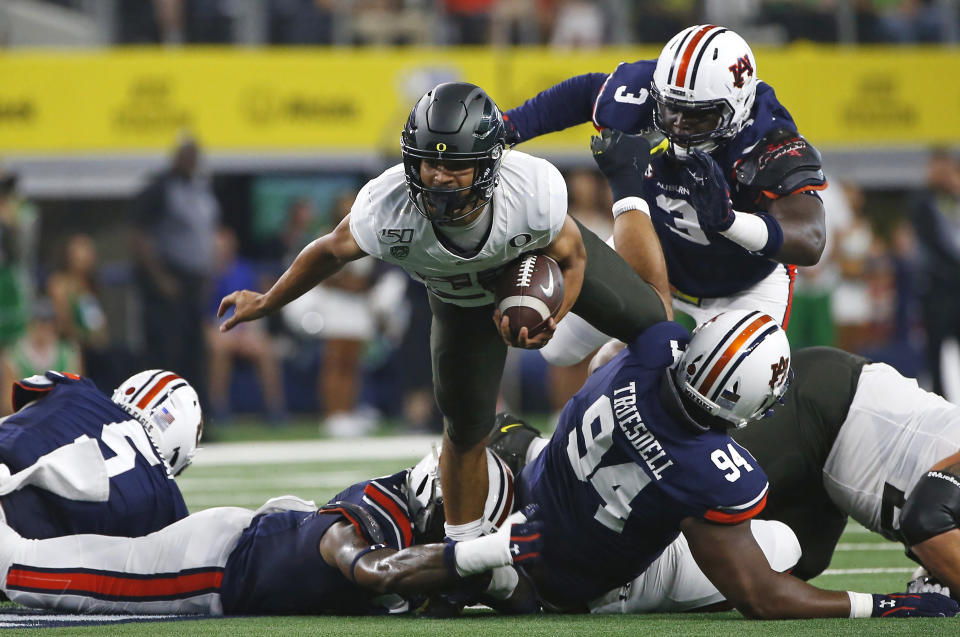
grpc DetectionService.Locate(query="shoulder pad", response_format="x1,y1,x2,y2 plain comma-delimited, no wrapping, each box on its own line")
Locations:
10,371,82,412
318,500,386,545
735,128,826,198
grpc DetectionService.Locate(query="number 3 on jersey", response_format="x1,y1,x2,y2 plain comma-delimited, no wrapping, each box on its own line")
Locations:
566,395,651,533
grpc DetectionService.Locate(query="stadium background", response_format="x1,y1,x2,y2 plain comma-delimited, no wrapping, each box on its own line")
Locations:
0,1,959,633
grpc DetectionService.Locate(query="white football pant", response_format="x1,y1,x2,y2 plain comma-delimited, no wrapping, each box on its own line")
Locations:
588,518,801,614
541,251,794,366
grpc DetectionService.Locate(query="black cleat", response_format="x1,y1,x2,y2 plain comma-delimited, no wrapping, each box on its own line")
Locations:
487,412,542,477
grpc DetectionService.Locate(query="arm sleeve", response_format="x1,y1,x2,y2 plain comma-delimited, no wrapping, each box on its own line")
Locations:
504,73,609,142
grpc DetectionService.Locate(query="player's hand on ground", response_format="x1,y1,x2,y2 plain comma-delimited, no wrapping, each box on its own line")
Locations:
681,149,735,232
218,290,267,332
871,592,959,617
590,128,651,201
493,310,556,349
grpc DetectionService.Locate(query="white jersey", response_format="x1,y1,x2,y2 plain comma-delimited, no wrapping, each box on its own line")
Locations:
823,363,960,541
349,150,567,307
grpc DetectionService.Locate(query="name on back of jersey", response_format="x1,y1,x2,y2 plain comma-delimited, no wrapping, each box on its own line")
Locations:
614,381,674,480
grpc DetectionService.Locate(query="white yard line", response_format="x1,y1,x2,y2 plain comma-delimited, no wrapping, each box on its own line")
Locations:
820,568,914,575
834,543,904,551
192,435,441,466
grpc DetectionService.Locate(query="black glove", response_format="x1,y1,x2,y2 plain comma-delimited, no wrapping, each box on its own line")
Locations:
872,592,959,617
681,149,735,232
590,128,651,202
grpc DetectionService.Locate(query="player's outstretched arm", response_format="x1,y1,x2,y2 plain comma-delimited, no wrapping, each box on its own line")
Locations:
320,508,543,598
218,214,366,332
681,516,958,619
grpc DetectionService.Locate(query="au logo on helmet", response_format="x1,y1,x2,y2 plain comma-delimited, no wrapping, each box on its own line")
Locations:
728,55,754,89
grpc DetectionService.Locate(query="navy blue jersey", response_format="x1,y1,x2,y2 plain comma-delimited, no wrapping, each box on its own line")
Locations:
518,322,769,606
506,62,815,298
220,470,414,615
0,372,188,539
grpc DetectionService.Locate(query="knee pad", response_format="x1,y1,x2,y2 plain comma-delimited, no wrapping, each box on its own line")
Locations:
901,471,960,546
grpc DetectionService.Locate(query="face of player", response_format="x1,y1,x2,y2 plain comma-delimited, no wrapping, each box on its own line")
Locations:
418,158,483,225
659,104,723,142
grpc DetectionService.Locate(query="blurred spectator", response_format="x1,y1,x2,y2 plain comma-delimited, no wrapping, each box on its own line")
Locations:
759,0,839,43
786,178,853,350
910,148,960,399
548,0,608,48
117,0,184,44
875,0,957,43
442,0,493,44
267,0,333,44
45,234,125,391
280,191,379,436
830,181,888,354
206,226,287,426
0,298,81,416
0,172,37,351
116,0,233,45
131,132,220,409
628,0,697,44
350,0,433,46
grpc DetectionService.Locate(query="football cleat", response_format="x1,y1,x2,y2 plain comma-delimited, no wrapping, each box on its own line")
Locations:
488,412,543,477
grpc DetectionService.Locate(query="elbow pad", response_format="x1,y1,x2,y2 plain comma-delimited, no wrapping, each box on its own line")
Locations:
735,128,826,199
900,471,960,546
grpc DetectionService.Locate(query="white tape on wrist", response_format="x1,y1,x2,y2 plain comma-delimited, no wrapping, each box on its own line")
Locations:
454,528,513,577
847,591,873,619
485,566,520,599
611,196,650,219
719,211,768,252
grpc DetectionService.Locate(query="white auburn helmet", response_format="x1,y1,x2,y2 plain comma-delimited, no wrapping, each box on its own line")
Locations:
405,447,514,543
112,370,203,476
675,309,791,429
651,25,758,153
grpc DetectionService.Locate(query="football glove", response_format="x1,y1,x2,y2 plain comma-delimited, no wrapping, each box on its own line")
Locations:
590,128,651,202
871,592,959,617
507,504,543,566
681,149,736,232
448,504,543,577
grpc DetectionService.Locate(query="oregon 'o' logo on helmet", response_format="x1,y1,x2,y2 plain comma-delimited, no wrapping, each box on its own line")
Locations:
436,142,446,151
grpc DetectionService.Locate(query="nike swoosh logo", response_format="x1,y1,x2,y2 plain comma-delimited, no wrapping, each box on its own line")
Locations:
500,423,522,433
540,267,555,297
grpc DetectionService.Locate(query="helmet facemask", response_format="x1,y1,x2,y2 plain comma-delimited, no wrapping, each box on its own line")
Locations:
651,84,737,155
400,145,503,224
651,25,758,158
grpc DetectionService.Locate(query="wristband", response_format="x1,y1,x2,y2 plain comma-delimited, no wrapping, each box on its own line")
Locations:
612,197,650,219
349,543,387,582
719,211,784,257
847,591,873,618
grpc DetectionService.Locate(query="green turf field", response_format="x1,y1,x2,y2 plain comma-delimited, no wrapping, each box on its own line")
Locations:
9,420,957,635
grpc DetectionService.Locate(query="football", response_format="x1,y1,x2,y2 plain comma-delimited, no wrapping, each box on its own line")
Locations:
495,253,564,340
